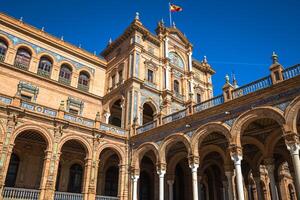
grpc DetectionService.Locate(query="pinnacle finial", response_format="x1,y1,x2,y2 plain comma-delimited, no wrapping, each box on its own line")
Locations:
203,56,208,63
93,51,96,56
225,74,230,83
161,18,164,25
135,12,140,20
41,27,45,32
79,44,81,48
19,17,23,22
272,51,278,64
108,38,112,45
172,21,176,28
60,36,64,41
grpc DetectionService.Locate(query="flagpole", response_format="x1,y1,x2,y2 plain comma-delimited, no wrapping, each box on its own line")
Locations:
169,2,172,27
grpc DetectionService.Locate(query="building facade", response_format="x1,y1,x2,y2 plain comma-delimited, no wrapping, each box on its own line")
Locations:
0,12,299,200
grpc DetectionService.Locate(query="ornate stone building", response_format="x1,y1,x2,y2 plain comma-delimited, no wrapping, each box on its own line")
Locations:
0,12,299,200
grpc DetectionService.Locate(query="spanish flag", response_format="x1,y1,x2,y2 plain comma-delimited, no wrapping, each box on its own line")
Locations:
170,4,183,12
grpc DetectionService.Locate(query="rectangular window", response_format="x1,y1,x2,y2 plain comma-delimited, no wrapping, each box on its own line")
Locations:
197,93,201,103
111,75,116,87
147,69,154,83
135,53,140,77
129,54,134,77
118,70,123,82
20,94,32,102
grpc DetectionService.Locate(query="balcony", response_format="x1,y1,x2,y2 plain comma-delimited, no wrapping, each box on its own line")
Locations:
58,77,71,86
54,191,83,200
2,187,40,200
14,61,29,70
77,84,89,92
37,69,50,78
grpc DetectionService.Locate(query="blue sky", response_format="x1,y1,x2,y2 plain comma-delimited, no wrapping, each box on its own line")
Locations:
1,0,300,95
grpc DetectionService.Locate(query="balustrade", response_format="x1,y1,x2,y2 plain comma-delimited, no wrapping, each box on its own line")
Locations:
54,191,83,200
95,195,119,200
2,187,40,200
283,64,300,80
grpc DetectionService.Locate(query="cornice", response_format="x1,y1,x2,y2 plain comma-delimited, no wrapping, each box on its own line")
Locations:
0,12,107,69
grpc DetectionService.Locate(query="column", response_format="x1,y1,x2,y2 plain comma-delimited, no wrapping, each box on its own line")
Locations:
253,176,263,200
231,153,245,200
190,163,199,200
286,142,300,198
188,51,193,72
83,158,92,200
264,159,278,200
223,180,228,200
164,37,169,58
157,169,166,200
247,185,252,200
104,112,110,124
165,65,171,90
132,175,139,200
167,180,174,200
225,171,234,200
38,150,53,200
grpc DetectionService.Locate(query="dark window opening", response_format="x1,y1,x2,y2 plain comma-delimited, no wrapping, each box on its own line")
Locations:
147,69,154,83
20,94,32,102
14,48,31,70
38,56,52,78
68,164,83,193
5,153,20,187
104,166,119,196
59,64,72,85
0,39,8,61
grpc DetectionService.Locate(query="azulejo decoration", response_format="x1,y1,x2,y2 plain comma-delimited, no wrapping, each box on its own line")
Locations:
0,30,95,75
275,101,291,112
168,51,184,68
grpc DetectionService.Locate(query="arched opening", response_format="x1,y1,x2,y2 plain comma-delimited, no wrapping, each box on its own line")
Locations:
166,141,192,200
5,153,20,187
37,56,52,78
78,71,90,92
59,64,72,85
109,99,122,127
68,164,83,193
14,47,32,70
142,103,156,125
97,148,120,198
0,38,8,61
56,140,87,194
5,130,48,190
139,155,156,200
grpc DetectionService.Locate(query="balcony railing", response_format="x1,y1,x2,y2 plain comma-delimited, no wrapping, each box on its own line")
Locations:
54,191,83,200
232,76,272,99
193,95,224,113
77,84,89,92
2,187,40,200
162,109,187,124
37,69,50,78
136,120,157,134
96,195,119,200
283,64,300,80
99,123,126,135
14,61,29,70
58,77,71,86
0,54,5,62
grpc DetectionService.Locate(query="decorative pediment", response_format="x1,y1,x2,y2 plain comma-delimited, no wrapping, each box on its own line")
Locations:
167,28,191,47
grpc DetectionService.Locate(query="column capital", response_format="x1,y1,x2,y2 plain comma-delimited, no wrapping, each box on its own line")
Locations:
131,174,139,181
225,170,234,178
188,155,200,167
156,162,167,172
167,179,174,185
229,144,243,164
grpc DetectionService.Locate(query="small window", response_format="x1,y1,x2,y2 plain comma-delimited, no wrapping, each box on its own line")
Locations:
38,56,52,78
78,71,90,91
196,93,201,103
0,39,8,61
14,48,31,70
118,70,123,82
147,69,154,83
111,75,116,87
174,80,180,94
59,64,72,85
69,108,79,115
21,94,32,102
274,71,280,81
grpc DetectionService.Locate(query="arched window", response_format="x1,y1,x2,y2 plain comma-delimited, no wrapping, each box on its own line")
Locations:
0,39,8,61
104,166,119,196
174,80,180,94
59,64,72,85
168,52,184,68
78,71,90,91
37,56,52,78
68,164,83,193
142,103,155,125
14,47,31,70
109,99,122,127
5,153,20,187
